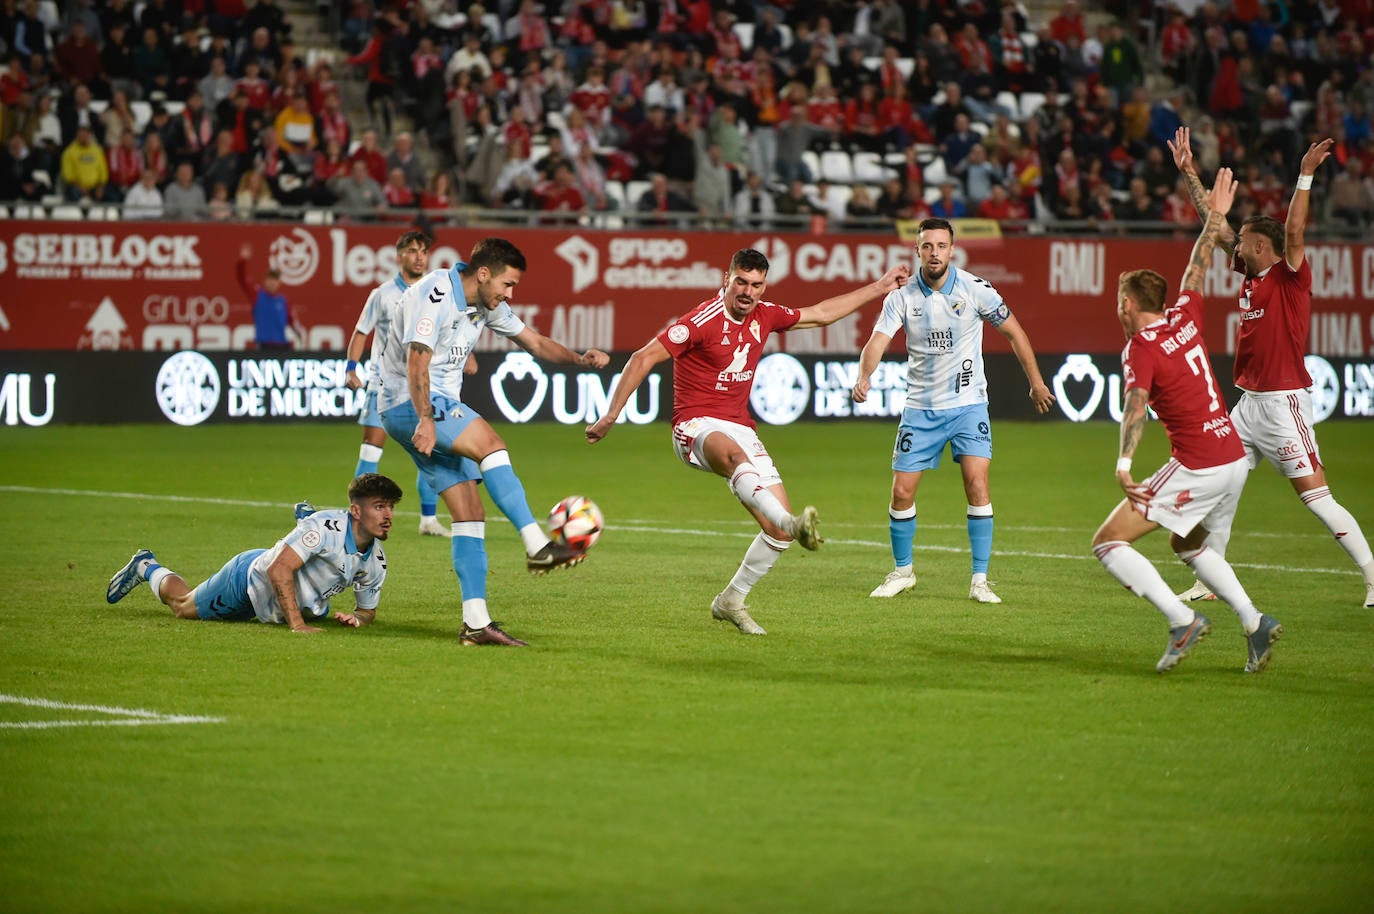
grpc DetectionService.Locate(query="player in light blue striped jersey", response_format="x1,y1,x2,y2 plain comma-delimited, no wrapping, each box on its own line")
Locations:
377,237,610,646
343,231,452,536
105,474,403,633
853,218,1056,604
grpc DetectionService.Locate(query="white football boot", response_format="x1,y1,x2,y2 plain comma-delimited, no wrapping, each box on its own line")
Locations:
870,569,916,598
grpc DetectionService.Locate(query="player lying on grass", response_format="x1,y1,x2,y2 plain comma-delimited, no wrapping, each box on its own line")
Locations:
587,248,910,636
105,473,402,634
1090,168,1282,674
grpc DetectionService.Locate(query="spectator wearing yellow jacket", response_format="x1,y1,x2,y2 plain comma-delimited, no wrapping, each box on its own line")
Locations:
60,124,111,202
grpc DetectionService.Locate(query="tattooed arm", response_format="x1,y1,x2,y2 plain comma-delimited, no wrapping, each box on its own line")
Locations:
407,341,436,456
1181,168,1238,293
1116,387,1152,503
1168,126,1237,256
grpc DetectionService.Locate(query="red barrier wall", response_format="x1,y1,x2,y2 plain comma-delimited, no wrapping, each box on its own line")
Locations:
2,221,1371,357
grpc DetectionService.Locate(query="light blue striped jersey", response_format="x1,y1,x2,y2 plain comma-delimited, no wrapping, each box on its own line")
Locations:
873,266,1013,410
353,273,409,397
376,262,516,412
245,509,388,624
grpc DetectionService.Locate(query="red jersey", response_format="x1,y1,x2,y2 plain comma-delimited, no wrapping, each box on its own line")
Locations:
1123,291,1244,470
1234,258,1312,391
658,293,801,428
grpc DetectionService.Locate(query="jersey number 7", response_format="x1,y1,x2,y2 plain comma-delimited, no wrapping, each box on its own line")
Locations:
1184,344,1221,412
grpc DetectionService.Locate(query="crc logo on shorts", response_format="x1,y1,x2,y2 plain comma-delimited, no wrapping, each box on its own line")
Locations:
749,353,810,425
268,228,319,286
156,351,220,426
667,323,689,344
1304,355,1337,424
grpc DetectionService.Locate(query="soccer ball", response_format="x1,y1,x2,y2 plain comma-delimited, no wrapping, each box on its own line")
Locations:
548,495,605,552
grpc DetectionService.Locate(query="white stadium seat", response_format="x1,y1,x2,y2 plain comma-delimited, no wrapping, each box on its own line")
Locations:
819,149,854,184
852,151,893,183
800,149,821,184
1019,92,1047,121
732,22,754,50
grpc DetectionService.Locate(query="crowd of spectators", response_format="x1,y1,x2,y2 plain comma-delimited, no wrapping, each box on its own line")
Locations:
0,0,1371,232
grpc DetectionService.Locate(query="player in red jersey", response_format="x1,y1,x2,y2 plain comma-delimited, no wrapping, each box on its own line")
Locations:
1092,168,1283,674
1170,128,1374,608
586,249,911,635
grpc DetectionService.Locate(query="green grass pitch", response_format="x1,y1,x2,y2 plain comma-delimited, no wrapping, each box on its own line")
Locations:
1,420,1371,913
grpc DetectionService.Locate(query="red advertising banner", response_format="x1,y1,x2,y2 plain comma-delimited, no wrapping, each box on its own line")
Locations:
1,221,1371,357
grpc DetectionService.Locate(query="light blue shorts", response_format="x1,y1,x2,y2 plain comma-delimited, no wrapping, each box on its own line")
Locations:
357,388,383,429
892,403,993,473
192,549,266,621
381,396,483,495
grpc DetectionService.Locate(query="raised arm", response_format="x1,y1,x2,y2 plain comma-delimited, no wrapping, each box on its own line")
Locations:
235,244,259,298
793,263,910,329
585,337,671,443
1181,167,1237,293
1168,126,1237,256
1284,138,1334,272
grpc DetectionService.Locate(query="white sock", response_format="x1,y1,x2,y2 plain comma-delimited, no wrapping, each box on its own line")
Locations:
1179,546,1261,633
729,463,792,531
1303,486,1374,573
462,598,492,630
519,523,551,556
726,532,789,600
971,572,988,586
1094,541,1194,626
149,567,174,601
358,443,384,463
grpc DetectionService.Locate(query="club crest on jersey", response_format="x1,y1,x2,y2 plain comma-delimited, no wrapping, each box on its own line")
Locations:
749,319,761,342
950,299,967,316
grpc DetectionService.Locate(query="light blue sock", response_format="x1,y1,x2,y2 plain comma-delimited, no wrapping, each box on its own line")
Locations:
479,455,538,530
416,470,439,519
968,505,994,575
451,525,488,600
890,505,916,568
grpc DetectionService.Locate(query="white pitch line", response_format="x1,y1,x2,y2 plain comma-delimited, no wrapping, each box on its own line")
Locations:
0,694,225,730
610,523,1359,577
0,486,1357,577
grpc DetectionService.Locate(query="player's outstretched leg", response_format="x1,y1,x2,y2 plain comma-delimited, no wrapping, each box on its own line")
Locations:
1300,485,1374,607
476,450,585,574
727,464,821,550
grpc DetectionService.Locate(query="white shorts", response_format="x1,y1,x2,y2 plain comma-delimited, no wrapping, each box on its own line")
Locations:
1232,389,1322,479
672,417,781,486
1139,456,1249,538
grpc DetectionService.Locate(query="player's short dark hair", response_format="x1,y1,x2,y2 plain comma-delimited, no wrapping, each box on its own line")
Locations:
729,248,770,275
918,217,955,240
349,473,404,504
1240,215,1285,254
1119,269,1168,313
396,230,431,252
466,237,527,274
